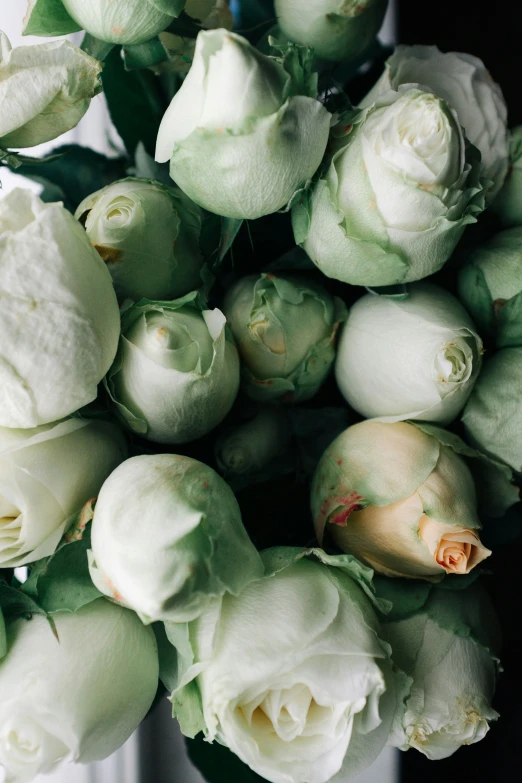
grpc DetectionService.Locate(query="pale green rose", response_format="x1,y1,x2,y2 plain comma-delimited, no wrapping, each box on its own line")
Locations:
0,599,158,783
0,189,121,429
156,29,331,219
24,0,185,45
294,86,485,286
336,283,483,425
361,45,508,199
223,273,347,402
311,421,493,581
462,347,522,472
88,453,264,623
105,293,239,443
168,551,406,783
274,0,388,63
492,126,522,226
75,178,203,302
383,582,499,760
458,227,522,348
0,31,101,149
0,418,126,568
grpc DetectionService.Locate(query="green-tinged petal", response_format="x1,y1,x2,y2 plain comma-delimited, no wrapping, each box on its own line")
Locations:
417,421,520,517
312,421,440,540
169,96,330,219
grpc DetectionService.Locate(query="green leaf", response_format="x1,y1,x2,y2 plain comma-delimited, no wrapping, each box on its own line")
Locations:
9,144,128,214
199,214,243,273
23,0,81,36
0,582,47,623
0,609,6,661
101,47,168,157
187,733,266,783
22,500,103,614
171,680,206,739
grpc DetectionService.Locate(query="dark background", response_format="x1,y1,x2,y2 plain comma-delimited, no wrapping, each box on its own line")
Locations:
398,1,522,780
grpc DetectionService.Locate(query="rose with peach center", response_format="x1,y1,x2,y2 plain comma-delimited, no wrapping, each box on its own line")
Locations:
311,420,498,581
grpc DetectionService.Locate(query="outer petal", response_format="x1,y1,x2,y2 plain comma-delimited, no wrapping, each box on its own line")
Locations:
168,96,331,219
0,190,120,428
462,347,522,472
311,421,440,543
0,39,101,149
335,284,482,425
0,601,158,781
89,454,263,623
0,419,126,567
106,302,240,444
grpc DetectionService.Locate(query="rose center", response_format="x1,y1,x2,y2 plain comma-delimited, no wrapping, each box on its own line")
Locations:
0,498,22,559
104,197,135,228
434,342,472,387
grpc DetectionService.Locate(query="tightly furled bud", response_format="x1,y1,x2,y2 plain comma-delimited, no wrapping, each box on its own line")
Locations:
76,178,203,303
223,273,346,403
335,283,483,425
156,30,331,219
88,454,264,623
105,293,239,443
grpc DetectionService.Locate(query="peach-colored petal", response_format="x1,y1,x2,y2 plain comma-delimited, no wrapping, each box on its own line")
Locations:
330,492,445,580
418,517,491,575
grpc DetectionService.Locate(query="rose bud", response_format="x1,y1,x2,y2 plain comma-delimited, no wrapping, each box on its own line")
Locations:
294,86,486,287
462,347,522,472
361,45,508,199
311,421,491,581
0,418,125,567
105,293,239,443
335,283,483,425
458,227,522,348
492,126,522,227
215,407,292,478
75,178,204,303
274,0,388,63
169,553,406,783
383,582,499,759
155,29,331,219
24,0,184,46
223,274,346,403
0,189,120,428
0,599,158,782
0,32,101,149
88,454,264,623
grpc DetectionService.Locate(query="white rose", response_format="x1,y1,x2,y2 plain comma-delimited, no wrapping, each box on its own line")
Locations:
172,555,404,783
105,295,239,443
0,418,126,567
0,599,158,783
295,86,485,286
384,584,499,760
362,45,508,199
275,0,388,63
24,0,185,45
0,189,121,428
156,29,331,219
88,454,264,623
0,31,101,149
335,283,483,425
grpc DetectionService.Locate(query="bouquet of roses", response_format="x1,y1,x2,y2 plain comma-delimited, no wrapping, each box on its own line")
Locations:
0,0,520,781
